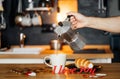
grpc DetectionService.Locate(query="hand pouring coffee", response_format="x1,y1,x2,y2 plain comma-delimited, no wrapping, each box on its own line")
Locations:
54,15,86,52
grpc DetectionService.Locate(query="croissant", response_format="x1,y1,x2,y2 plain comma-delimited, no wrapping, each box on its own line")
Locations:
75,58,94,68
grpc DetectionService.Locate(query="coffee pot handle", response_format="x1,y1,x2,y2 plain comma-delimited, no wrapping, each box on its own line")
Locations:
66,15,74,21
25,14,31,18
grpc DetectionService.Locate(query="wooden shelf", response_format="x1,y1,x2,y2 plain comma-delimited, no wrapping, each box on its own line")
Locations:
0,45,114,59
26,7,53,11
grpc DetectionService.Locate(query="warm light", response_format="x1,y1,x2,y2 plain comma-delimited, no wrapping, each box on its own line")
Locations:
57,13,66,22
57,0,78,22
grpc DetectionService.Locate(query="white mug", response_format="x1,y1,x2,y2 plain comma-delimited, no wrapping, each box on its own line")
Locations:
21,14,32,26
44,54,66,74
32,12,42,26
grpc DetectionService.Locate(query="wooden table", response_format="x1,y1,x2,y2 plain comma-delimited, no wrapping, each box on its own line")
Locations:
0,63,120,79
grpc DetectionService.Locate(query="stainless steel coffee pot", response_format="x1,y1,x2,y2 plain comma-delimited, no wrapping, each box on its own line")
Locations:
54,16,86,51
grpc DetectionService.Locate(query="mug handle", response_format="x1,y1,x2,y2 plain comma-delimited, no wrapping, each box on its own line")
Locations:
44,56,52,67
33,12,39,17
26,14,31,18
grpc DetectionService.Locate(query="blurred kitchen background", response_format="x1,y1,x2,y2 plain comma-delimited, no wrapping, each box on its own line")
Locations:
0,0,120,61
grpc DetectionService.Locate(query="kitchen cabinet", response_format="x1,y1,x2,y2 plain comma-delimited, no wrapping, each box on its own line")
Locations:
110,34,120,62
108,0,120,16
107,0,120,62
78,0,108,17
1,0,58,46
77,0,109,45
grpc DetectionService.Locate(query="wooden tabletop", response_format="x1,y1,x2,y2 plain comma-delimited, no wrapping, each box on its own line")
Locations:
0,63,120,79
0,45,113,59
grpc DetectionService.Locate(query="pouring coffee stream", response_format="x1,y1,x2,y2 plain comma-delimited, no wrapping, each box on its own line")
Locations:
54,15,86,52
